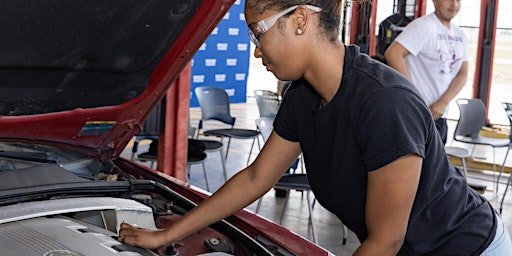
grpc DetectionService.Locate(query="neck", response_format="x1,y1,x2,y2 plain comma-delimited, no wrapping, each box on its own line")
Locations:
303,40,345,105
434,12,452,29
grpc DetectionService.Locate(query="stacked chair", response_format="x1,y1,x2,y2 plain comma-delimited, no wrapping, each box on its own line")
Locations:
194,86,260,166
453,98,511,192
132,102,211,191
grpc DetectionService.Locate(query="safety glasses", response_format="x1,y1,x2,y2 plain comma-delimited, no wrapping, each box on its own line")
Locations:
247,5,322,48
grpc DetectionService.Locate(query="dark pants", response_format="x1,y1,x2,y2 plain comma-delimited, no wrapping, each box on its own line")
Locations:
435,118,448,144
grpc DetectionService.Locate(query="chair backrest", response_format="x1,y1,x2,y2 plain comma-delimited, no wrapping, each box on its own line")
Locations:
254,90,280,117
195,86,236,126
255,117,274,142
188,124,197,138
454,98,487,138
255,117,300,171
503,102,512,140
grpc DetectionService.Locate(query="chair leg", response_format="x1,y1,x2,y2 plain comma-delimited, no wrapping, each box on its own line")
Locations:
219,149,228,182
130,140,140,160
258,188,322,245
493,148,498,192
201,162,210,192
499,145,511,214
342,224,348,245
186,164,191,183
256,135,261,150
255,197,263,213
246,138,256,166
497,145,511,193
187,163,210,192
500,174,512,214
470,144,476,156
279,190,291,225
224,138,232,160
461,157,469,178
306,190,318,244
195,121,203,139
300,155,305,174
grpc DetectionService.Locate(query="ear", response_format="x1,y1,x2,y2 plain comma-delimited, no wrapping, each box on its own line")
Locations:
293,5,309,35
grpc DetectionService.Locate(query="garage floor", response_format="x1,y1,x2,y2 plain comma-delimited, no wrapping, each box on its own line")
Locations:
125,97,512,255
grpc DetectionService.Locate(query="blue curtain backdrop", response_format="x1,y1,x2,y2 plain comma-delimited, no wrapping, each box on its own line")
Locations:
190,0,250,107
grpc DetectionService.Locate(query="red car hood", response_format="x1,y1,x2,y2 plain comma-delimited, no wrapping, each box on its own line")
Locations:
0,0,233,159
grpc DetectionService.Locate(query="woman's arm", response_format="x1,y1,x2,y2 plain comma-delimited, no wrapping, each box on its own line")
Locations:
354,154,422,256
118,131,302,249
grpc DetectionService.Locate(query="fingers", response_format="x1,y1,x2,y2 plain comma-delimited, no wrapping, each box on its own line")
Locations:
118,222,138,243
429,108,442,120
117,225,168,249
118,222,133,237
429,102,446,120
120,222,132,229
118,235,138,246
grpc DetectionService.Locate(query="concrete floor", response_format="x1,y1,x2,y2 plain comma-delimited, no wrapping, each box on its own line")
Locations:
125,97,512,255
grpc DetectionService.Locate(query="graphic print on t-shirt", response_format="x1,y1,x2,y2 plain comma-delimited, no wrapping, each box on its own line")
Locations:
436,33,464,75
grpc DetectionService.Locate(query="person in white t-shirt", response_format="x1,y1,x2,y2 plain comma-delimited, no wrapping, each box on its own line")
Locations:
385,0,469,144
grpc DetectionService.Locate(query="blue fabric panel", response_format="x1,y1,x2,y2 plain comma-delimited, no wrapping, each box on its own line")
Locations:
190,0,250,107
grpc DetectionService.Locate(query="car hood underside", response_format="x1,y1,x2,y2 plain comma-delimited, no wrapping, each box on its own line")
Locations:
0,0,231,158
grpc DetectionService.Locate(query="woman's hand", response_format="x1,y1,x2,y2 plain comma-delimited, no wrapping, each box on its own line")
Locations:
118,222,170,249
118,133,300,250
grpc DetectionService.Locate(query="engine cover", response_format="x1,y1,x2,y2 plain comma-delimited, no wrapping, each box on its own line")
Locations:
0,217,156,256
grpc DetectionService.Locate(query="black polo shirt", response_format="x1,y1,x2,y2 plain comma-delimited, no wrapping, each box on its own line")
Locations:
274,45,495,255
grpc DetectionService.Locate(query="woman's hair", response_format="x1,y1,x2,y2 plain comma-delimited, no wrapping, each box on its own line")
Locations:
246,0,342,42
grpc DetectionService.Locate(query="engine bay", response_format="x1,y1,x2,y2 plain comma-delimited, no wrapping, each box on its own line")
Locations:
0,197,263,256
0,142,297,256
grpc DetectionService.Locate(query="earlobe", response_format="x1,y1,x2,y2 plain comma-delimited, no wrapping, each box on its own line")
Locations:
294,6,308,35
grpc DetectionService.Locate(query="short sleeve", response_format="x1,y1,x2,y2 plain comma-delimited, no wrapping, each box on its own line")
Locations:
394,18,430,56
357,86,430,171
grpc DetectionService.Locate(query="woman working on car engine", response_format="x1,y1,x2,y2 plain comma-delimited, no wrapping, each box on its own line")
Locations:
119,0,512,254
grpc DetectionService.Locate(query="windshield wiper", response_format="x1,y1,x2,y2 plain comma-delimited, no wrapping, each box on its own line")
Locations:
0,151,57,163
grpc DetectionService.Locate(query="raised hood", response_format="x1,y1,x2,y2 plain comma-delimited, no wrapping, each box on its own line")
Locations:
0,0,234,158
